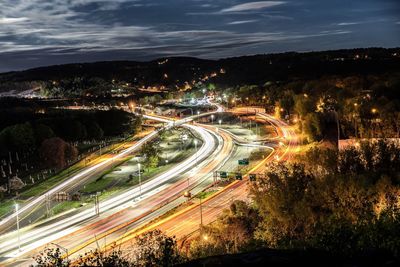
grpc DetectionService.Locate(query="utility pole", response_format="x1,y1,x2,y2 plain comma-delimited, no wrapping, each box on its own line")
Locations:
94,193,100,216
16,203,21,251
138,163,142,198
46,194,51,218
200,197,203,226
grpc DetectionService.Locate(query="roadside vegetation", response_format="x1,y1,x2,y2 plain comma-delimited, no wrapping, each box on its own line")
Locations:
0,108,141,217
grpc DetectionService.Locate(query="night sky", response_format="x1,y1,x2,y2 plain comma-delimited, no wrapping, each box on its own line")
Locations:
1,0,399,72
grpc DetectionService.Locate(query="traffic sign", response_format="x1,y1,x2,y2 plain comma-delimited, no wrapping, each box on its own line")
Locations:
238,158,249,165
220,171,228,178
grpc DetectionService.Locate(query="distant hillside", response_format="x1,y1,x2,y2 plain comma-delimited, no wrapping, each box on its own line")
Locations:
1,47,399,96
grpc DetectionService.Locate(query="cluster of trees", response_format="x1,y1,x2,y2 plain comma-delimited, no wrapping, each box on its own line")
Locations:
218,72,400,142
32,141,400,265
188,141,400,257
39,138,78,169
32,230,183,267
0,109,140,171
0,109,138,153
140,141,161,170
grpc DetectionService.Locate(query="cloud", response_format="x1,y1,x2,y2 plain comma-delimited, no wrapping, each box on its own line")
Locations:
337,22,361,26
227,20,258,25
0,17,29,24
220,1,286,13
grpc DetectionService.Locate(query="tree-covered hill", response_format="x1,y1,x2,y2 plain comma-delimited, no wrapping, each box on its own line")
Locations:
1,48,399,96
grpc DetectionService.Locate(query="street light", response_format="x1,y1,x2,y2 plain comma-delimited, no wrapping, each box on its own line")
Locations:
200,197,203,226
371,108,378,114
218,119,222,126
138,163,142,198
194,139,198,166
211,114,214,124
16,203,21,251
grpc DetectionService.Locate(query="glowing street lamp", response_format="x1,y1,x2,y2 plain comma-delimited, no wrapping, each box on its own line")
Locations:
211,114,214,124
218,119,222,126
194,139,199,166
371,108,378,114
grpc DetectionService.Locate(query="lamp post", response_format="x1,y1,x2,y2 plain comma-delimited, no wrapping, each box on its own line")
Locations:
218,119,222,126
194,139,198,166
211,114,214,124
138,163,142,198
15,203,21,251
371,108,378,138
200,197,203,226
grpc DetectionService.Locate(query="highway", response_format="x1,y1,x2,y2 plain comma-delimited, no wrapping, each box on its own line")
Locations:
0,112,233,266
101,110,299,254
0,128,161,233
0,105,297,266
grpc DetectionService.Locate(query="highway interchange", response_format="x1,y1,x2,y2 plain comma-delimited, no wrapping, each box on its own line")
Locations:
0,102,299,266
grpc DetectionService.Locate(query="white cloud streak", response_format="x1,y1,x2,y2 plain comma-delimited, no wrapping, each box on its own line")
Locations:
221,1,286,13
0,17,29,24
227,20,258,25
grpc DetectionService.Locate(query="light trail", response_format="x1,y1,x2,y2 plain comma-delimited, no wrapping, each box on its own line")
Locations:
103,110,300,251
0,113,225,264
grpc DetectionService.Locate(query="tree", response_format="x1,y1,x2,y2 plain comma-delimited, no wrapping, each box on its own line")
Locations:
189,200,260,259
86,121,104,140
96,109,133,136
32,247,69,267
250,143,400,253
278,90,295,114
35,124,55,145
294,94,314,117
39,137,78,169
141,142,161,170
303,113,324,141
32,248,132,267
130,230,182,267
0,123,35,151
